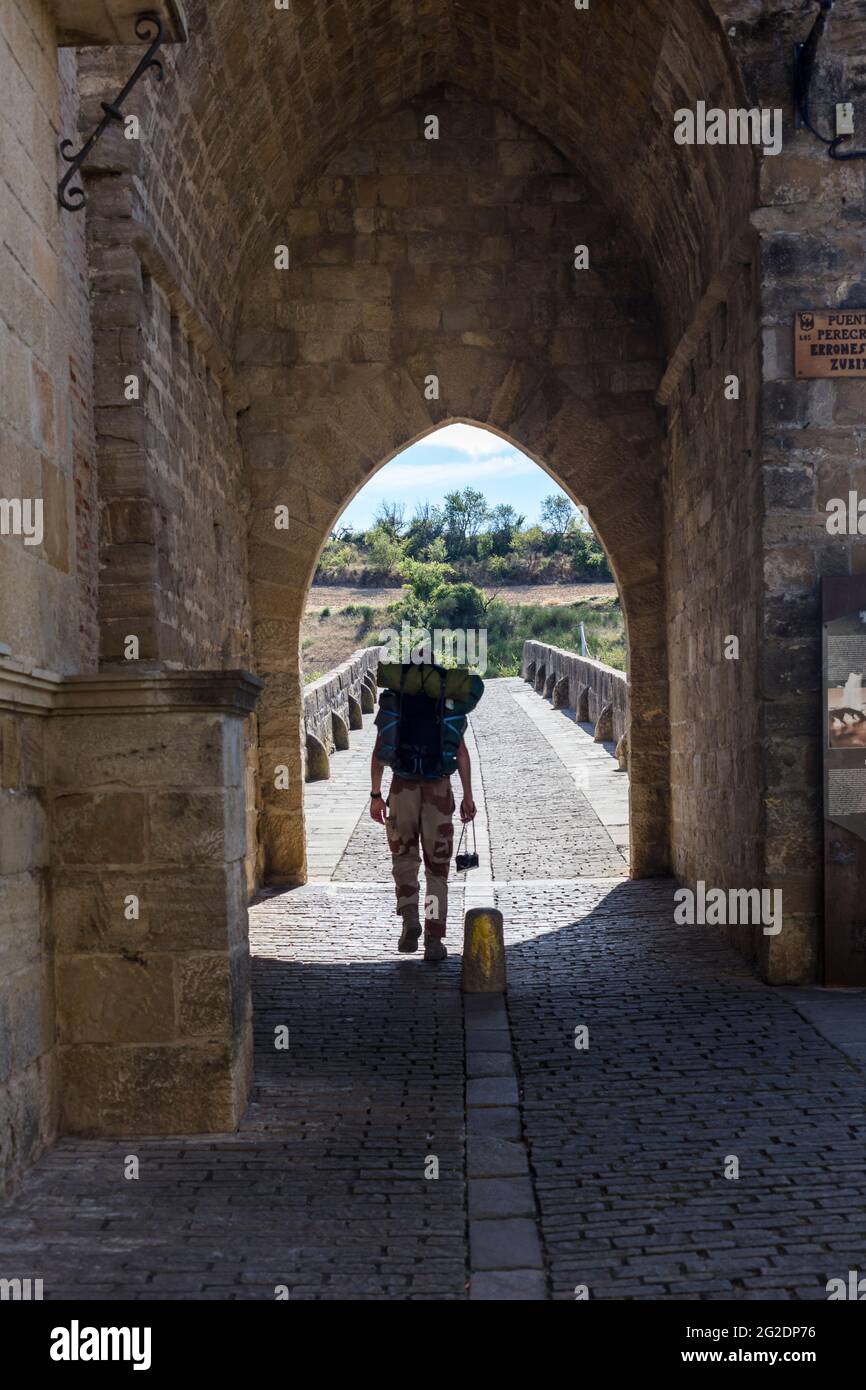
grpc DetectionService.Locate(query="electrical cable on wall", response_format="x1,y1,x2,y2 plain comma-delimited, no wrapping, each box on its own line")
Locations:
794,0,866,160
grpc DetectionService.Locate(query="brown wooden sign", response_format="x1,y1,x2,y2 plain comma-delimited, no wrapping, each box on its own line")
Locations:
795,309,866,378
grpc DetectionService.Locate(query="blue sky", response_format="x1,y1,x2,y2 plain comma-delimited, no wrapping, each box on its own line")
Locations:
336,423,575,532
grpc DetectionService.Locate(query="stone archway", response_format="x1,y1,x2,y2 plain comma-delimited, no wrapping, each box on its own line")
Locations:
252,404,669,887
13,0,866,1184
79,1,773,968
235,83,673,887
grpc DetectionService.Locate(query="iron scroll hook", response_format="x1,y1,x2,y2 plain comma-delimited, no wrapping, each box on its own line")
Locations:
57,13,166,212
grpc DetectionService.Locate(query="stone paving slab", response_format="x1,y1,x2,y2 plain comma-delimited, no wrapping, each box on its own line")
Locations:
470,1217,544,1270
778,986,866,1065
467,1051,516,1077
304,709,380,879
470,1269,546,1300
3,871,866,1301
467,1137,531,1178
467,1077,520,1107
469,1177,536,1219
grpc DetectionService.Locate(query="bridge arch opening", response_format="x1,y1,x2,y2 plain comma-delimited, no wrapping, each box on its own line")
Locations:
233,58,758,954
246,368,670,888
296,420,643,881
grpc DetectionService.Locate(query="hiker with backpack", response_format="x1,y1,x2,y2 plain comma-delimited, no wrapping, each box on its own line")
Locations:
370,661,484,962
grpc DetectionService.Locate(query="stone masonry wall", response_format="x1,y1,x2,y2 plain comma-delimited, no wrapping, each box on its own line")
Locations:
47,671,260,1136
0,2,98,1192
86,181,252,670
0,10,95,673
713,0,866,982
664,255,765,966
66,1,755,366
0,696,54,1193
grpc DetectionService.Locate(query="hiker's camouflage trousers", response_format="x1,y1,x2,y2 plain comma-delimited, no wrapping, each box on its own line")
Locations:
386,775,455,938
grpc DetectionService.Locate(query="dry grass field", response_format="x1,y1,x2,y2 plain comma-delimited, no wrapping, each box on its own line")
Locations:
302,581,619,679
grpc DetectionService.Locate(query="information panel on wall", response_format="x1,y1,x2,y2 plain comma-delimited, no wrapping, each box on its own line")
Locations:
823,577,866,985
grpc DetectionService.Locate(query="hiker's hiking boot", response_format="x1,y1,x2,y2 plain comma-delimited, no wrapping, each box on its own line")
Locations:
398,912,422,953
424,932,447,963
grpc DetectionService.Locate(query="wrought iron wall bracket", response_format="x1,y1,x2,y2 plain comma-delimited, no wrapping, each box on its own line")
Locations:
57,13,166,212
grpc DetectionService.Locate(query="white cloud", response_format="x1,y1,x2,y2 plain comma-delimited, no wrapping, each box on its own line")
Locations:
419,423,513,458
368,453,536,493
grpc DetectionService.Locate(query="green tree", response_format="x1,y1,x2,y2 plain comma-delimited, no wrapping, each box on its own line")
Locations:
541,494,576,546
570,525,612,580
366,524,406,576
585,543,612,578
429,580,488,631
487,502,525,556
405,500,445,558
442,488,489,559
394,556,453,626
318,538,356,576
515,523,545,578
486,554,512,582
423,534,448,564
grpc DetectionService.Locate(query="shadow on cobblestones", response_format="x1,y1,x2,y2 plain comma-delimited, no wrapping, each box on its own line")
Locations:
3,868,866,1299
500,879,866,1300
0,886,470,1301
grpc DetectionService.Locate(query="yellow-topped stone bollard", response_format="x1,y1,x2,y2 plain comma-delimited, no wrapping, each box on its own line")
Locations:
461,908,506,994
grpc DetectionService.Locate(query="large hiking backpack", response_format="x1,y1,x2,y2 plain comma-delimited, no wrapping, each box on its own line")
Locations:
375,662,484,780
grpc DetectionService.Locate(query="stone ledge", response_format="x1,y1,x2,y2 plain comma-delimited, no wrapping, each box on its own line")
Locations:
50,0,188,46
0,662,263,717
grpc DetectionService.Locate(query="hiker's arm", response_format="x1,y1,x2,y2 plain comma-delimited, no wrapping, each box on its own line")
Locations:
370,741,387,824
456,738,476,822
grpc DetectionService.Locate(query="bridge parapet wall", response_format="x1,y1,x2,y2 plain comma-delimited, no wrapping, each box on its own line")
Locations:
522,640,628,747
303,647,382,779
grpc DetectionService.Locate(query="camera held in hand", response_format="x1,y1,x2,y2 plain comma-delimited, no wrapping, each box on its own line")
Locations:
455,819,479,872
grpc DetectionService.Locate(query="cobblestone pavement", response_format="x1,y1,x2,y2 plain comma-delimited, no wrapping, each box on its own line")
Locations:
0,885,469,1301
2,679,866,1300
499,879,866,1300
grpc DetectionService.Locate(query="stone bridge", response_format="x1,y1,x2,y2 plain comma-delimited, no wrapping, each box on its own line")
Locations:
303,639,629,786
